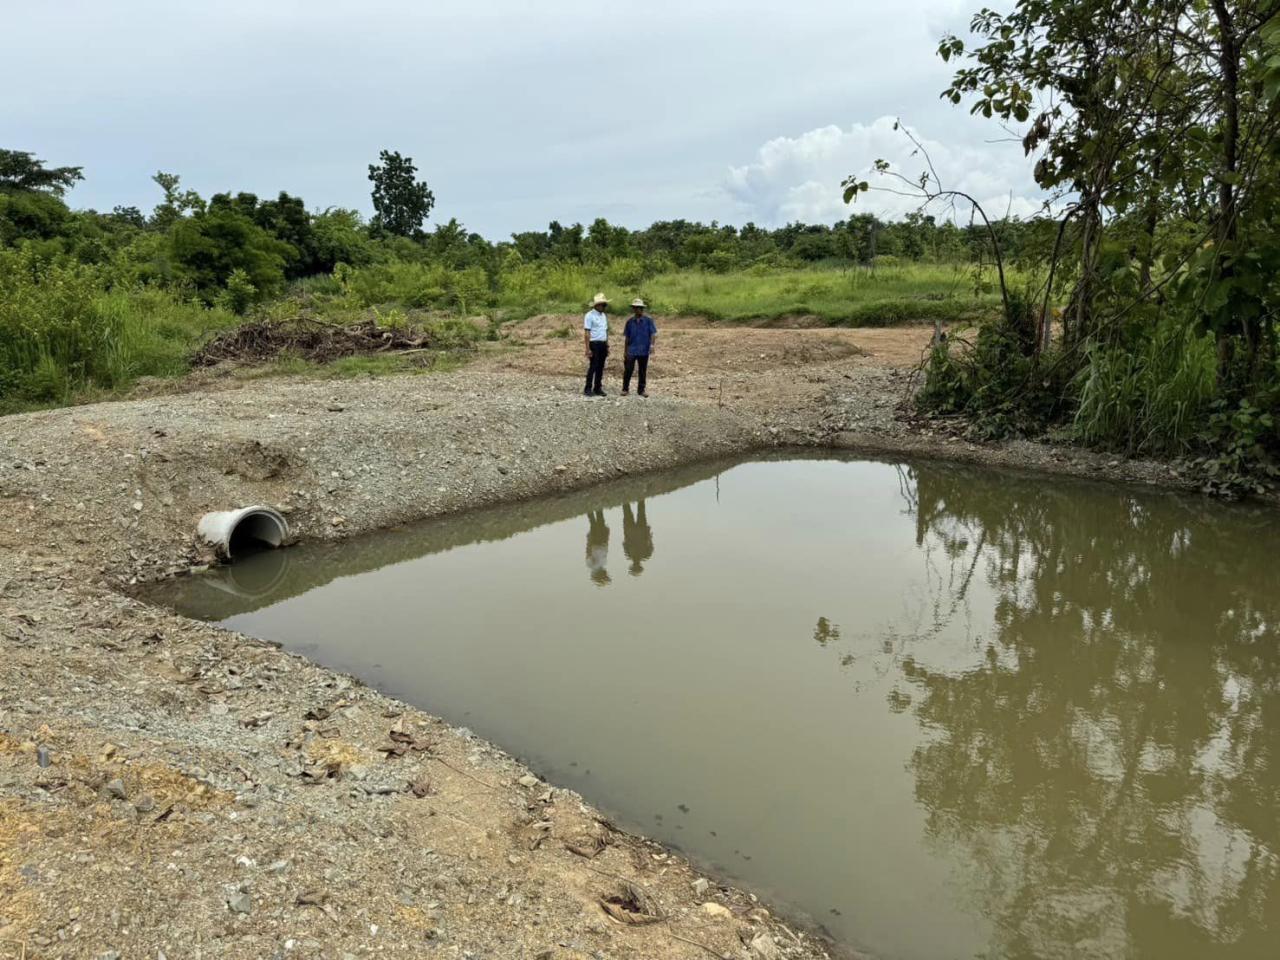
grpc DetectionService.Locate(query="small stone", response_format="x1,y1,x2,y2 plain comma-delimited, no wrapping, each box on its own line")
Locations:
517,774,539,788
227,891,253,914
133,794,156,814
131,501,143,512
104,778,128,800
554,465,567,474
700,902,732,920
750,932,780,960
692,878,711,896
36,745,51,767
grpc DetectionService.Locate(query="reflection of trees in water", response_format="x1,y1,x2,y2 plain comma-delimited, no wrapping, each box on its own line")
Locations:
901,462,1280,958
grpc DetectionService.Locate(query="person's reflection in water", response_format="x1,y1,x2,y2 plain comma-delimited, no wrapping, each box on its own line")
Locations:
622,500,654,577
585,509,611,586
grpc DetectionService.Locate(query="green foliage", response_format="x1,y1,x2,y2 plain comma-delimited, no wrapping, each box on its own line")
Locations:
345,261,451,309
894,0,1280,495
447,266,490,315
919,322,1064,439
169,207,292,303
149,171,205,230
368,149,434,238
0,246,237,408
0,189,71,243
0,150,83,196
311,208,374,271
1072,322,1216,455
218,268,258,315
1192,396,1280,498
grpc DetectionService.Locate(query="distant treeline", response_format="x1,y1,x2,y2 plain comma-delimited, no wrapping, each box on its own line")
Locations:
1,148,1046,311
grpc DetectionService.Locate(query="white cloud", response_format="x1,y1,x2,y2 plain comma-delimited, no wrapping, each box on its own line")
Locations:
725,117,1046,225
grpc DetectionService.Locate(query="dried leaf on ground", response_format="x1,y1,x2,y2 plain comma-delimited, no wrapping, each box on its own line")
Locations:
600,881,664,925
565,832,609,859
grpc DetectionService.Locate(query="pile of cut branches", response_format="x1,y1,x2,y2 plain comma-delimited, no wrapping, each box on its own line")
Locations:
193,317,432,367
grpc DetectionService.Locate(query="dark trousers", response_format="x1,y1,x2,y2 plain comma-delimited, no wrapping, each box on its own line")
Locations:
623,354,649,393
584,341,608,394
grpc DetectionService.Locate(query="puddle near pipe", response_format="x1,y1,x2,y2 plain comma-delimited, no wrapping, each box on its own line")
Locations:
147,456,1280,959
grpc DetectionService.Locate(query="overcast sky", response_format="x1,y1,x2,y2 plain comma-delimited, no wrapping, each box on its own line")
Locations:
3,0,1041,237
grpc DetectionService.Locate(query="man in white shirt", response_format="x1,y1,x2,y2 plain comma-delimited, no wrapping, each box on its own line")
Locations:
583,293,610,397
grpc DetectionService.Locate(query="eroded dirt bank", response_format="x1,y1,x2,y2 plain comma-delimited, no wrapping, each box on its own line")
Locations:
0,321,1204,960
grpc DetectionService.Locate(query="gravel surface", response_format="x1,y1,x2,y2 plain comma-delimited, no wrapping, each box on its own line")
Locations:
0,324,1242,959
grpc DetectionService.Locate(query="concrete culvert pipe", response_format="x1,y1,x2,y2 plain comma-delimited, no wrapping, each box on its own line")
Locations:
198,506,289,559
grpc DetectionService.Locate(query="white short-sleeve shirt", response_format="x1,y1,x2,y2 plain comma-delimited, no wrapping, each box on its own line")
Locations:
584,309,608,342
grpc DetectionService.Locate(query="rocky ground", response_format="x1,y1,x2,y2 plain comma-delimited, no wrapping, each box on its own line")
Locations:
0,317,1218,960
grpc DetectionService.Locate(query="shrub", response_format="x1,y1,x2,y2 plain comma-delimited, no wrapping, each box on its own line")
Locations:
447,266,490,314
218,268,258,315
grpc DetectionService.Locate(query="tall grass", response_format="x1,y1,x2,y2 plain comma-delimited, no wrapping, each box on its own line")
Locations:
1072,320,1217,454
0,247,239,411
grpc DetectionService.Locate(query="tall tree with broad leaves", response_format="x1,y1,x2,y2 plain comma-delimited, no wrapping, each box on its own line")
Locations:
368,149,434,239
933,0,1280,373
0,150,83,196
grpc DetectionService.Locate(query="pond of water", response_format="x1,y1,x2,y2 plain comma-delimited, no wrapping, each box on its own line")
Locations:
149,456,1280,959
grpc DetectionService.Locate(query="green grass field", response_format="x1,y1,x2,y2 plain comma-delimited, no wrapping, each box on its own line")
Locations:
639,262,1007,325
487,259,1011,325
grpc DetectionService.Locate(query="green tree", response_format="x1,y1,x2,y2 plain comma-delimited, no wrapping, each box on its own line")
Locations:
310,208,374,272
150,172,205,230
368,149,434,238
208,190,324,278
169,207,292,303
0,150,81,246
0,150,83,196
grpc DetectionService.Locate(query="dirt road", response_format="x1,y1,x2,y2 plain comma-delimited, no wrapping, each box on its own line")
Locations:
0,320,1193,960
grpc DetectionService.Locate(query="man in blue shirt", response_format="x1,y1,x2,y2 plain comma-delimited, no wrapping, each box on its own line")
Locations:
622,299,658,397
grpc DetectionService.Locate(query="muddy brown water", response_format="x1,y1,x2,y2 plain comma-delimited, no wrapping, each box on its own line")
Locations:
149,456,1280,959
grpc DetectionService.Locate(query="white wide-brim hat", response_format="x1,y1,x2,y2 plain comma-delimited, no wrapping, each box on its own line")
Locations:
591,292,609,305
631,298,646,308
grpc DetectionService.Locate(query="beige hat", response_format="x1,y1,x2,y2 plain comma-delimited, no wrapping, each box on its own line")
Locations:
591,292,609,306
631,298,646,308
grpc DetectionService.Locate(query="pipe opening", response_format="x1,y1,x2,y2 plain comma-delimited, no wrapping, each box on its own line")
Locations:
227,510,287,558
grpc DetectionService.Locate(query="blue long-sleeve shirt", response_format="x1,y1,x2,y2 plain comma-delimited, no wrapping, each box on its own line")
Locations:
623,315,657,356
